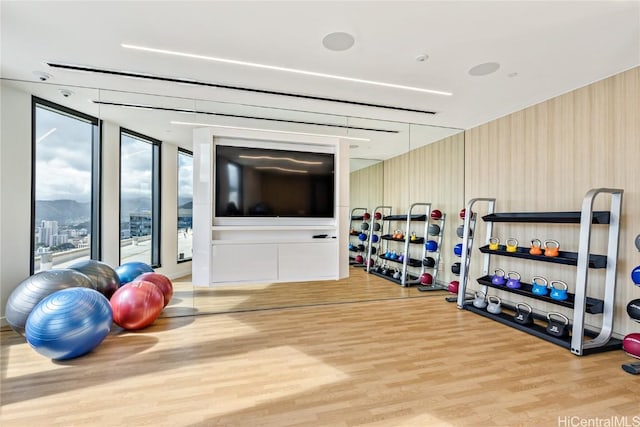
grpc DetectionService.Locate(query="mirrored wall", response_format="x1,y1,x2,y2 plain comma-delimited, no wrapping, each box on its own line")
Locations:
1,77,464,317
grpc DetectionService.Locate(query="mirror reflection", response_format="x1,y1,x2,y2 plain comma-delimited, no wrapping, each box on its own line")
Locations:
1,77,464,317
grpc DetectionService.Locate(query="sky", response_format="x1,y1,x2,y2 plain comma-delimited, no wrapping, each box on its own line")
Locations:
35,105,193,203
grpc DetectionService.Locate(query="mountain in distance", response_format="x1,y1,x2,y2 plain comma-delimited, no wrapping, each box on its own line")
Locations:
35,200,90,225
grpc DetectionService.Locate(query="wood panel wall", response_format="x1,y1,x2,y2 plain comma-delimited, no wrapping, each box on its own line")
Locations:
465,66,640,336
349,162,384,212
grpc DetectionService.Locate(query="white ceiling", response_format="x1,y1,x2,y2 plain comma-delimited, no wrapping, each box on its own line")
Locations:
2,1,639,166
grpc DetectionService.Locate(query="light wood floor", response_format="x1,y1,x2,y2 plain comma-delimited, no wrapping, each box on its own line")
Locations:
2,277,638,426
190,267,439,315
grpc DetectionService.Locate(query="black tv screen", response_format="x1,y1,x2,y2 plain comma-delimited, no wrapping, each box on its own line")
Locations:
215,145,335,218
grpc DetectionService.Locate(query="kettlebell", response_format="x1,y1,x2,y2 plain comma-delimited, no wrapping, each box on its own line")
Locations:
451,262,461,275
393,268,401,280
425,240,438,252
396,230,404,240
488,237,500,250
456,225,465,239
371,234,379,243
531,276,549,296
506,271,521,289
389,250,398,260
546,312,570,338
397,253,404,262
422,256,436,268
549,280,568,301
358,232,367,241
410,231,418,241
491,268,506,286
381,265,389,276
361,222,369,231
420,272,433,285
529,238,543,255
453,243,463,257
373,263,382,273
506,238,518,253
373,222,381,231
544,240,560,257
448,280,460,294
473,292,487,309
428,224,441,236
513,302,534,326
487,295,502,314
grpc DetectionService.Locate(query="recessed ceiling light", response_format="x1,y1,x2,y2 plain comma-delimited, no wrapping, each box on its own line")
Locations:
468,62,500,76
122,43,452,96
322,32,355,51
508,72,519,78
33,71,52,82
415,54,429,62
349,144,359,149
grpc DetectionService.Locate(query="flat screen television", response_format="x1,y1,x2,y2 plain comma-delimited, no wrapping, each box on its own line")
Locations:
215,145,335,218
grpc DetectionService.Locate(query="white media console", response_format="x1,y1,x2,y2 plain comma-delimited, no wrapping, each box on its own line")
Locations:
191,127,350,287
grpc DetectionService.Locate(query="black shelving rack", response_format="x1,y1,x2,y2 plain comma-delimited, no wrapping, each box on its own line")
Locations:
456,188,623,356
348,207,368,266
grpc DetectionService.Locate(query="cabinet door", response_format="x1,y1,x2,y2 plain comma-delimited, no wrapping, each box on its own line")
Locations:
278,242,338,282
210,243,278,284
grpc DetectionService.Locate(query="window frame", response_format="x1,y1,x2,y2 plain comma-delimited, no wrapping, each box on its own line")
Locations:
118,128,162,268
177,147,193,263
30,96,101,274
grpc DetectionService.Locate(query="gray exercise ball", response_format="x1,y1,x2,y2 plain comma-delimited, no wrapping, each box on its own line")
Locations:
68,259,120,299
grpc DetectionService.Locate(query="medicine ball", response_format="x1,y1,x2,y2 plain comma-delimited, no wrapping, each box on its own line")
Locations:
425,240,438,252
370,246,377,255
361,222,369,231
372,222,381,231
459,208,466,219
355,254,364,264
430,209,442,220
454,243,463,257
357,244,365,252
363,212,371,220
451,262,461,275
428,224,441,236
422,256,436,268
371,234,379,243
358,232,367,241
623,333,640,359
632,266,640,285
448,280,460,294
374,212,382,220
627,299,640,323
420,273,433,285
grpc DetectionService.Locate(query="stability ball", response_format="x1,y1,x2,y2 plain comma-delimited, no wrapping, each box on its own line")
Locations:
6,269,95,336
115,262,154,286
68,259,120,299
134,272,173,307
25,287,112,360
110,281,164,330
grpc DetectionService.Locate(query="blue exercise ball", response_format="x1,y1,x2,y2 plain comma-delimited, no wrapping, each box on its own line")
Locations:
68,260,120,299
5,269,95,336
115,262,154,286
25,287,112,360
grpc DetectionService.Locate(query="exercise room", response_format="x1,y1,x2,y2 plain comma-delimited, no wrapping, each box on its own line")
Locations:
1,1,639,426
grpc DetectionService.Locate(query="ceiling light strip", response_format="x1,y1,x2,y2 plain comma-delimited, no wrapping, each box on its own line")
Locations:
122,43,453,96
47,62,437,115
92,101,399,133
170,121,371,142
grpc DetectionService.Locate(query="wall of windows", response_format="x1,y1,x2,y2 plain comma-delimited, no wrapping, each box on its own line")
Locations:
119,129,161,267
177,149,193,262
31,97,100,273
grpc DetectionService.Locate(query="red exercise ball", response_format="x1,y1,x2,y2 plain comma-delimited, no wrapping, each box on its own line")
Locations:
110,281,164,330
135,272,173,307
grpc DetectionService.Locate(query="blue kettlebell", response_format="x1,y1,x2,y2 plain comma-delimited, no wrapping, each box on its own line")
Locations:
491,268,506,286
531,276,549,296
454,243,463,257
389,250,398,260
506,271,521,289
549,280,569,301
425,240,438,252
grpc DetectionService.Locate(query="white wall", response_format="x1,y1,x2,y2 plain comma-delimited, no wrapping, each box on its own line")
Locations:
0,82,192,325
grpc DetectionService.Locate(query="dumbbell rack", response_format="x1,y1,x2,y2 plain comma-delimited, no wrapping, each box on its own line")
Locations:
369,203,442,287
456,188,623,356
366,205,392,273
348,207,368,266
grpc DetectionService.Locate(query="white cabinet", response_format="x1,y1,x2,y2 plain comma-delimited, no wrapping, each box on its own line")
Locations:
278,241,338,281
211,243,278,283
